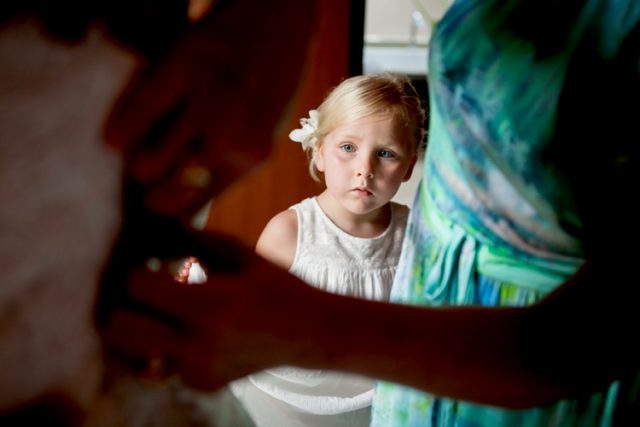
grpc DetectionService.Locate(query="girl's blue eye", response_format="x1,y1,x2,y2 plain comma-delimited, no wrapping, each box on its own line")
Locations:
341,144,355,153
378,150,396,158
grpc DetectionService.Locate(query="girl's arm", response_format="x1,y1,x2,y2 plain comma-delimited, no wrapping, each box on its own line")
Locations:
255,209,298,270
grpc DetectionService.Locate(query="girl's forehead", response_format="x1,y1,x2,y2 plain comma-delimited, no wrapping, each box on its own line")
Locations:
333,113,398,131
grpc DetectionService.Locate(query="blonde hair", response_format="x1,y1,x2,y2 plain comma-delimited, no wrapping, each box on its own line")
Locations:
303,73,425,182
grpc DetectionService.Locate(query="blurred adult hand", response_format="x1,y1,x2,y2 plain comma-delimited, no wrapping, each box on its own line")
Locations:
101,231,319,391
104,0,317,220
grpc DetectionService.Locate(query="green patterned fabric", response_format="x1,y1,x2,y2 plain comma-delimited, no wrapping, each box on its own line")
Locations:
371,0,640,425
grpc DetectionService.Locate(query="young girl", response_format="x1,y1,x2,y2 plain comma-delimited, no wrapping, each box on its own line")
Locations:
230,73,425,426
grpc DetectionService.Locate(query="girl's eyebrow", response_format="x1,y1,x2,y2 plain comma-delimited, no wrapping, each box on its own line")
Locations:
380,138,405,148
337,133,362,141
334,132,404,147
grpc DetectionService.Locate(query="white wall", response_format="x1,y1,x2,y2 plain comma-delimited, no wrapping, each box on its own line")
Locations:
364,0,453,46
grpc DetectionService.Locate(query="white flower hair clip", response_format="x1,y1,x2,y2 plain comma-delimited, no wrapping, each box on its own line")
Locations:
288,110,318,151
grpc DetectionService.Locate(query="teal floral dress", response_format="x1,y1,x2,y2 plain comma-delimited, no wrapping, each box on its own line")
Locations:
371,0,640,425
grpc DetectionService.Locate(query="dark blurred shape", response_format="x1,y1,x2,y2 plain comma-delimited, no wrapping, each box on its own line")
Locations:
0,392,85,427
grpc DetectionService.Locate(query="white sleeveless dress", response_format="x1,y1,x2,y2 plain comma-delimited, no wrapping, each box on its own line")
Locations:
231,197,409,427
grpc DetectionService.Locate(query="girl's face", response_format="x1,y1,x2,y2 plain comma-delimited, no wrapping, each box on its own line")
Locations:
316,113,416,216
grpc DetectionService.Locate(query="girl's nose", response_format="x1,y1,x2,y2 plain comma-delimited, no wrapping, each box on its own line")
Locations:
356,155,375,179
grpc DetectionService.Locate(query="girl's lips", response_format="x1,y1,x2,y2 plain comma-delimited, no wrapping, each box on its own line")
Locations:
352,187,372,196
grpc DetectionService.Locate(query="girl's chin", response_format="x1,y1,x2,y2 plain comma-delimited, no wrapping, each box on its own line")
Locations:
343,200,385,216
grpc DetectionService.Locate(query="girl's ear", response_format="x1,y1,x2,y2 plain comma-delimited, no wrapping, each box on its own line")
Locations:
402,153,418,182
315,143,326,173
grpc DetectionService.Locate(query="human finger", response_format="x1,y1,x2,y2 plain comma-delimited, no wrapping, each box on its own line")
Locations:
103,61,187,154
131,73,271,218
102,308,182,377
123,267,225,318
